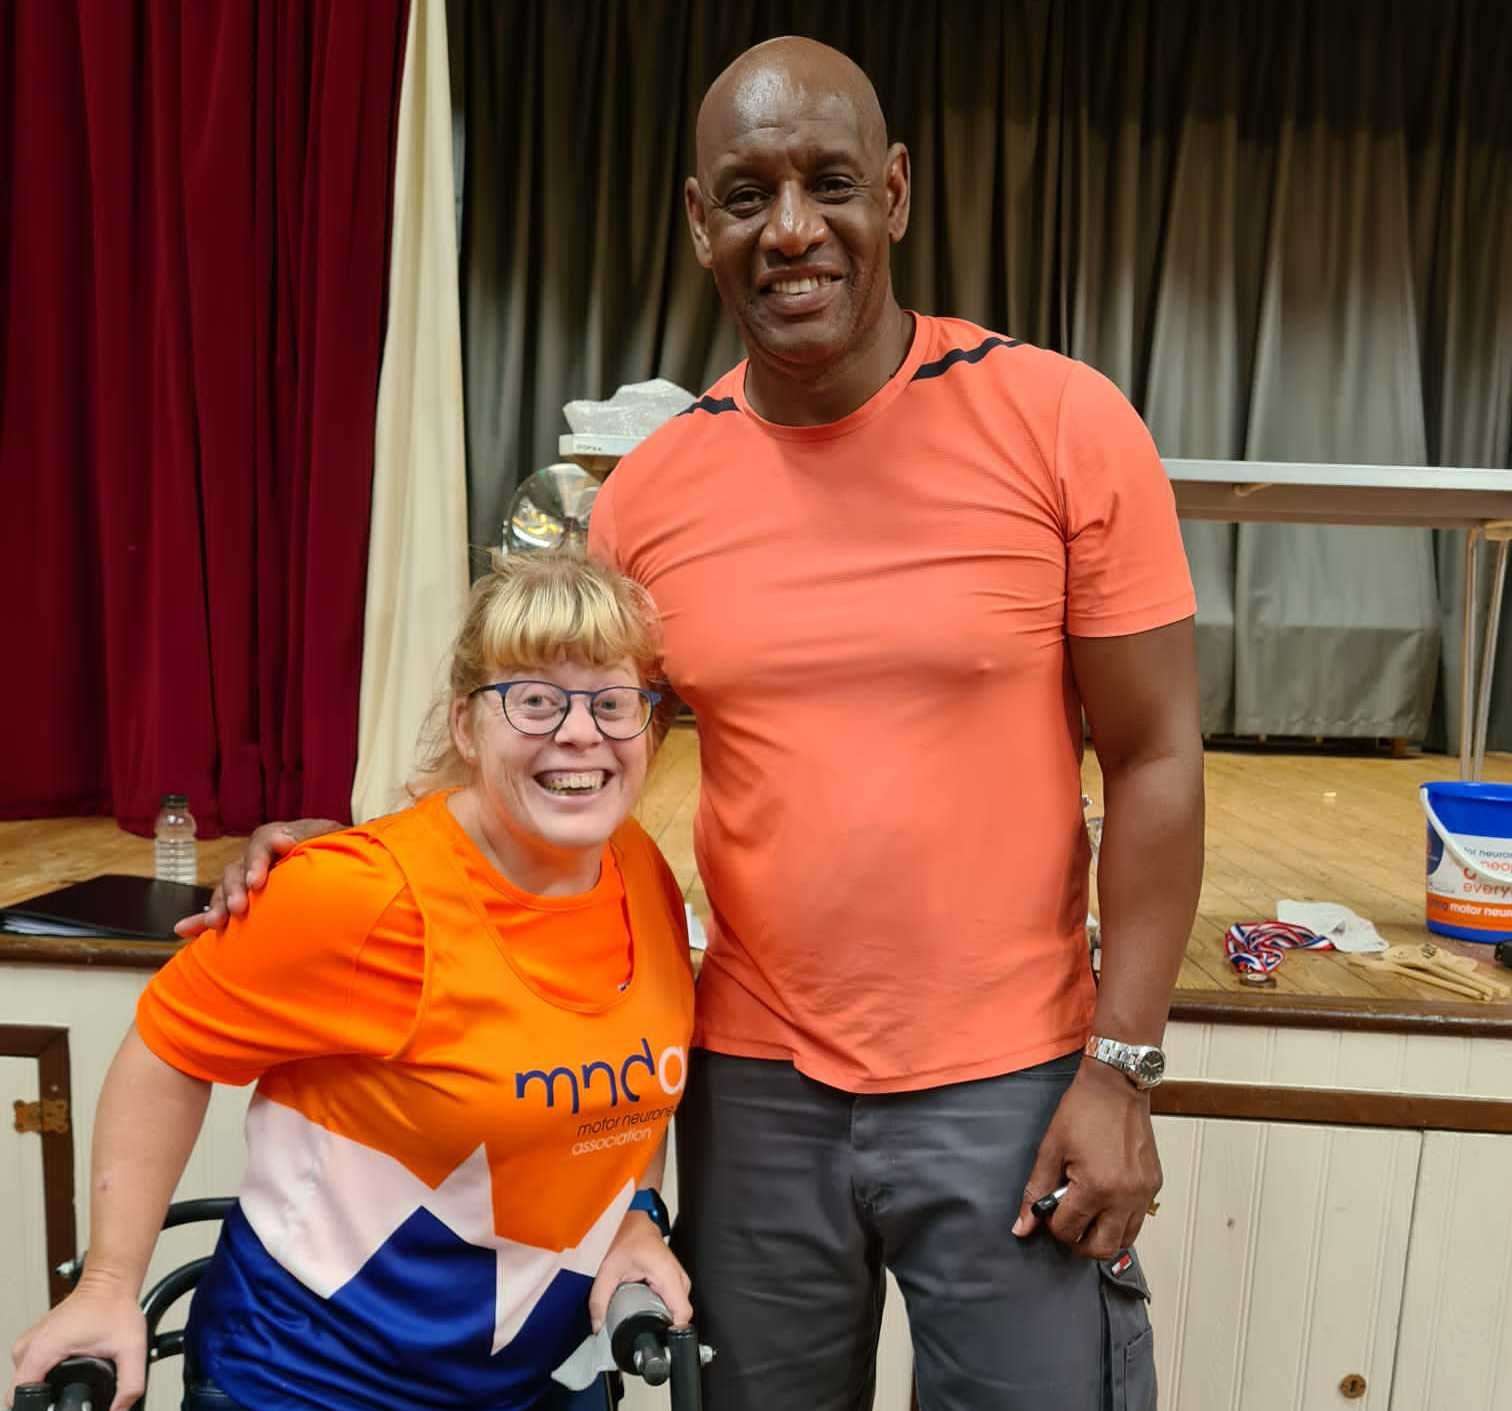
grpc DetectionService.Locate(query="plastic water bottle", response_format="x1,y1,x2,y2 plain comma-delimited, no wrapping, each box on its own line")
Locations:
154,793,198,884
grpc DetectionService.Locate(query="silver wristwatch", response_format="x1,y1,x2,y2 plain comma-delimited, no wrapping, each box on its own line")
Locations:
1084,1035,1166,1090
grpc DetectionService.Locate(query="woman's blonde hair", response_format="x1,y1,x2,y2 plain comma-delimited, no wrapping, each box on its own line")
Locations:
411,550,662,796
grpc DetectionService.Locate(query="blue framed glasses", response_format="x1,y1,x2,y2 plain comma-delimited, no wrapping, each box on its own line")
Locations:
473,680,662,740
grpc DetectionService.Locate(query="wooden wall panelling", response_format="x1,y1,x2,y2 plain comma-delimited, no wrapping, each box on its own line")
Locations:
1152,1082,1512,1134
0,968,252,1409
1164,1021,1512,1104
1240,1124,1416,1410
1143,1117,1419,1411
1390,1131,1512,1411
0,1025,77,1307
1141,1114,1201,1403
0,1053,52,1351
1160,1114,1266,1409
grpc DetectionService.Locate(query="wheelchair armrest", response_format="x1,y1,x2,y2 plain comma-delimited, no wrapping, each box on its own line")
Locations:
142,1255,215,1347
57,1199,237,1290
161,1198,238,1232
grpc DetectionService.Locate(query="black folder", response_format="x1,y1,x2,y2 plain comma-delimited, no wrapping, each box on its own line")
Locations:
0,874,212,940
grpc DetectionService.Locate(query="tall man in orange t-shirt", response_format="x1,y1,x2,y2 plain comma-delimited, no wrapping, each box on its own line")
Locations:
199,35,1202,1411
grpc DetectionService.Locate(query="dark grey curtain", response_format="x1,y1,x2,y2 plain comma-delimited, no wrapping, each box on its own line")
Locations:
451,0,1512,746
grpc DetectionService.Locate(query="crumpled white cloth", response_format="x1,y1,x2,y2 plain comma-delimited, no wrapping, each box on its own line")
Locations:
553,1324,618,1391
563,379,695,437
1276,900,1387,953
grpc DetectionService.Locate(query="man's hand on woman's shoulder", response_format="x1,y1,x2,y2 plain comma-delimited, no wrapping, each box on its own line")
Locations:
174,818,344,938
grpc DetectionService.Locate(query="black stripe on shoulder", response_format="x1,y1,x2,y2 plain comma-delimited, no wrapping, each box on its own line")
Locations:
678,394,739,417
910,336,1023,384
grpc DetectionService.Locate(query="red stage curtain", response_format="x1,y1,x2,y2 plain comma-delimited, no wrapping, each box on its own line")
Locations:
0,0,409,835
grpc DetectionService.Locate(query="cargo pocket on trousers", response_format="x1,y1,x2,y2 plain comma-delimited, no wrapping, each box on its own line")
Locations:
1099,1249,1157,1411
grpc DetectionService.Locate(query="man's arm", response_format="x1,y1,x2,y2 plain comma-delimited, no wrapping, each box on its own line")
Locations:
174,819,343,937
1013,616,1203,1258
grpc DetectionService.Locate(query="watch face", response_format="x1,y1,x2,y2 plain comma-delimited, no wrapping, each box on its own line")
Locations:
1137,1050,1166,1083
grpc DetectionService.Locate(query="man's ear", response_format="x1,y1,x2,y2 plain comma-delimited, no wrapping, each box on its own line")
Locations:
884,142,911,243
685,177,714,270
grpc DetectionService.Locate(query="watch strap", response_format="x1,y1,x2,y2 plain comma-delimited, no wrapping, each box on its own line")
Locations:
1084,1034,1164,1088
628,1187,671,1238
1086,1034,1133,1068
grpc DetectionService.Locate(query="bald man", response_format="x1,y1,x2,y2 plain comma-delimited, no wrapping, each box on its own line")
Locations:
195,36,1199,1411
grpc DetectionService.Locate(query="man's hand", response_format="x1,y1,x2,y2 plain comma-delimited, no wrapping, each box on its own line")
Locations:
173,818,343,937
588,1211,693,1331
8,1274,146,1411
1012,1059,1161,1259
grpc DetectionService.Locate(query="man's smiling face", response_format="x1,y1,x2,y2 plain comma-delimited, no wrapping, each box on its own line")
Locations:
686,56,909,382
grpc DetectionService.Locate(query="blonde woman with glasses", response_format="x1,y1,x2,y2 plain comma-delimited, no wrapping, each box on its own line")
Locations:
11,553,695,1411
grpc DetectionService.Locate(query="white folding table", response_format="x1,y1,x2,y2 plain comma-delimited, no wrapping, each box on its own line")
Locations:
1166,460,1512,780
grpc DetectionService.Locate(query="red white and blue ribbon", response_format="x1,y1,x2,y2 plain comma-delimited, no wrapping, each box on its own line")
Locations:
1223,921,1332,976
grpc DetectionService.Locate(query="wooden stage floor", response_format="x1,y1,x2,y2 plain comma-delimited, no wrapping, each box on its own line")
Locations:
5,729,1511,1011
634,726,1512,1009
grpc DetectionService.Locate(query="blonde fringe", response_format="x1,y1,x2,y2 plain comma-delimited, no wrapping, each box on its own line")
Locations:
408,550,662,800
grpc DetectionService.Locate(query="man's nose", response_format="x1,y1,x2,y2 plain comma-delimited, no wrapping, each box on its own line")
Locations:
759,180,828,258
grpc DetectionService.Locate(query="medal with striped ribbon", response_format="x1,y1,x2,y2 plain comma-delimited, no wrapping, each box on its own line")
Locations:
1223,920,1332,978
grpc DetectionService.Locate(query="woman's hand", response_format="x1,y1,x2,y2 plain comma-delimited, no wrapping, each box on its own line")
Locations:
8,1274,146,1411
588,1211,693,1331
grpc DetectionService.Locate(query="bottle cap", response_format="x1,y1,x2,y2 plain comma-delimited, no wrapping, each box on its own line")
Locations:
161,793,189,808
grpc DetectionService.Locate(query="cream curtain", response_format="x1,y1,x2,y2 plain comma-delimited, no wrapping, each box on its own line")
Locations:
353,0,470,823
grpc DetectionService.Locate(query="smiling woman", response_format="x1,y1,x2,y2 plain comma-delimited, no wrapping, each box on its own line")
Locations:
9,552,695,1411
420,552,664,896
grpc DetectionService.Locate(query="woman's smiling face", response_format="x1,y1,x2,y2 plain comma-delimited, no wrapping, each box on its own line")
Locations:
452,655,650,890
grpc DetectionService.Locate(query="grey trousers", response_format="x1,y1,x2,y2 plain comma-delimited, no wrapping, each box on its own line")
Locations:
672,1050,1156,1411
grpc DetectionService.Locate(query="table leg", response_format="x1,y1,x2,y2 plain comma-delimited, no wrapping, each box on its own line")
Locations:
1461,527,1482,781
1472,536,1511,781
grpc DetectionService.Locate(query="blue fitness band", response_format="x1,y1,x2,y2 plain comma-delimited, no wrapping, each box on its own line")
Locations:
629,1187,671,1238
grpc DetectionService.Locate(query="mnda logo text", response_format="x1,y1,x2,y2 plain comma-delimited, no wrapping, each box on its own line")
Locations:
515,1037,686,1115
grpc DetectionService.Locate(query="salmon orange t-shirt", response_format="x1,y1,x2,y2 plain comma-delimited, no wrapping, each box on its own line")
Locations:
590,316,1194,1094
135,789,694,1411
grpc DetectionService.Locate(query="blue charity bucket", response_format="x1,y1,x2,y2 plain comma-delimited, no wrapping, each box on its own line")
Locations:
1420,781,1512,943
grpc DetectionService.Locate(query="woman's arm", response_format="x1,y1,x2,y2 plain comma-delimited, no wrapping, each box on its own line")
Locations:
9,1026,211,1411
586,1135,693,1330
638,1133,670,1196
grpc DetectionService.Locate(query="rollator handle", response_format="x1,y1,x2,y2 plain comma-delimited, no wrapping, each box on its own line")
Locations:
13,1357,117,1411
605,1282,674,1385
601,1282,713,1408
